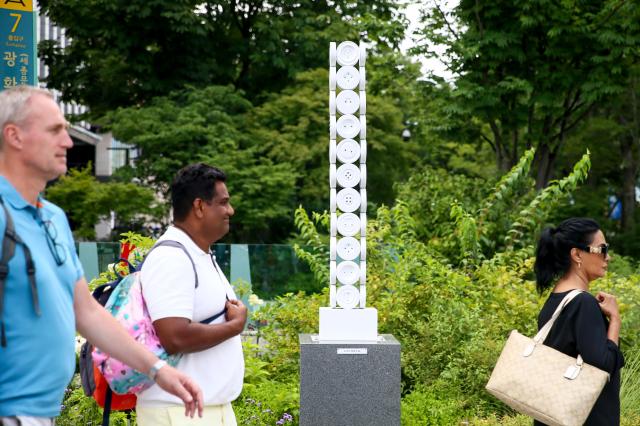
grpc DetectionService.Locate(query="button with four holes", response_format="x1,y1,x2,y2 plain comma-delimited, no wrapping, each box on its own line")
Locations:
336,66,360,90
336,188,361,212
336,164,360,188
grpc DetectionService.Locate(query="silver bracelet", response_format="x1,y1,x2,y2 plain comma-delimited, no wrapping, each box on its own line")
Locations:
148,359,167,381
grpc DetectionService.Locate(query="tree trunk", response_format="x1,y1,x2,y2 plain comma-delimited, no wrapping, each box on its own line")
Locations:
621,73,640,231
498,151,512,172
534,142,556,190
620,139,637,231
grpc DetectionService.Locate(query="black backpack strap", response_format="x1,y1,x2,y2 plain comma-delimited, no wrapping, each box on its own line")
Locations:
138,240,199,288
0,196,39,347
102,386,112,426
0,200,15,348
140,239,228,324
199,294,229,324
199,257,229,324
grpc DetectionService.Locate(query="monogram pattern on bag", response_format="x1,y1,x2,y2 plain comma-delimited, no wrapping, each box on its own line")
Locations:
486,331,609,426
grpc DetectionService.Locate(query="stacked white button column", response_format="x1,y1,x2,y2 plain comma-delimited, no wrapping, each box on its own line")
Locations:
329,41,367,310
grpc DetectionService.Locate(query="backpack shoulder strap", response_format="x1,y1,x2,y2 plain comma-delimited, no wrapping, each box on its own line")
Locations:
139,239,227,324
0,195,39,347
0,196,16,347
139,239,199,288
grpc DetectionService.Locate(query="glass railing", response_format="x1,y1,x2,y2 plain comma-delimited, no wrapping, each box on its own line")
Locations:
76,242,321,300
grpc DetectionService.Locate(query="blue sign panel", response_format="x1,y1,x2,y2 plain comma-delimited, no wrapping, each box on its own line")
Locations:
1,0,36,90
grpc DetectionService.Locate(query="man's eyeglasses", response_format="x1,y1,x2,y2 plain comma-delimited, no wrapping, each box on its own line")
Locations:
40,218,67,266
580,243,610,258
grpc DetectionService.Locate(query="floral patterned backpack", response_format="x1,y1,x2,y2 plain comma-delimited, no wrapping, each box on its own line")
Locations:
91,240,226,394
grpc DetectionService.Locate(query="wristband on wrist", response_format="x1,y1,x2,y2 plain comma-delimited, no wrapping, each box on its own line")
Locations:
148,359,167,381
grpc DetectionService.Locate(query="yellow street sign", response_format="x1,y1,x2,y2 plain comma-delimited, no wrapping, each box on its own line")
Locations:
0,0,33,13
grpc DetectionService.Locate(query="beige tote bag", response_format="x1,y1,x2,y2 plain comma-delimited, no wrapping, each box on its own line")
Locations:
486,290,609,426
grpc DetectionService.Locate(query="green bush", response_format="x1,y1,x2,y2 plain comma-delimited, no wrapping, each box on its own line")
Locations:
57,375,134,426
55,147,640,425
621,346,640,417
401,381,471,425
287,148,640,423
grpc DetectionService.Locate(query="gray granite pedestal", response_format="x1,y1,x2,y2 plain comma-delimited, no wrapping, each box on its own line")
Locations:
299,334,401,426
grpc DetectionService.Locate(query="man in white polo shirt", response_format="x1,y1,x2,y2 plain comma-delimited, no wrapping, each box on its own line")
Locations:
136,163,247,425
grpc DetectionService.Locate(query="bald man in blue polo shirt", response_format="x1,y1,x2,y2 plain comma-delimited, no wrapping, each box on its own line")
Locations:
0,87,204,426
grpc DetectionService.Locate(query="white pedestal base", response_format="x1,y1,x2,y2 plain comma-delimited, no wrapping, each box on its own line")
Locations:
318,307,378,341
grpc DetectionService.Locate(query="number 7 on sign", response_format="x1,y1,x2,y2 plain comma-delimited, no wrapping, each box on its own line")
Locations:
9,13,22,33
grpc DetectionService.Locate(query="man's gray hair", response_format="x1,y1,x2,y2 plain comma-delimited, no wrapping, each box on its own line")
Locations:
0,86,53,145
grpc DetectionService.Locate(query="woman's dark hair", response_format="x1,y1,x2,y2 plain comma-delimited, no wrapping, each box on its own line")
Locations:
171,163,226,221
534,217,601,294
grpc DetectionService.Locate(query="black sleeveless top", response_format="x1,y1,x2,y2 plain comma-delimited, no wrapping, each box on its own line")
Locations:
533,290,624,426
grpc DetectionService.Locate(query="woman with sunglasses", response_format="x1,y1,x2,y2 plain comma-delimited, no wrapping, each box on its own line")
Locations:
533,217,624,425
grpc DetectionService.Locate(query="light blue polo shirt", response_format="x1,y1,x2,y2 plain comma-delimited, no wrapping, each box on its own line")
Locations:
0,176,84,417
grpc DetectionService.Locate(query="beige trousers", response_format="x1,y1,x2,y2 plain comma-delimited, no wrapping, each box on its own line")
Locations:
136,403,237,426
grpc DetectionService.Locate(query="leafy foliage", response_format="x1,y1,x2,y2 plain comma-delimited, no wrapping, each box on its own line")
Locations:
45,165,158,240
504,150,591,250
107,85,297,242
274,149,640,422
414,0,640,187
58,375,134,426
292,208,329,286
397,149,591,266
53,148,640,425
39,0,405,116
246,68,418,212
106,69,417,242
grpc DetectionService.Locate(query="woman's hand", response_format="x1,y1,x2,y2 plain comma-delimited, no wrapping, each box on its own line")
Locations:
597,291,621,345
596,291,620,320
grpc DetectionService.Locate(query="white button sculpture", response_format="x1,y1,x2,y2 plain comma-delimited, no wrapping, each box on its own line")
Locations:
319,41,378,341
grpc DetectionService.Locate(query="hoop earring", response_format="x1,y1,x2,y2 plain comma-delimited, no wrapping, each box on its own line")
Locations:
578,261,582,269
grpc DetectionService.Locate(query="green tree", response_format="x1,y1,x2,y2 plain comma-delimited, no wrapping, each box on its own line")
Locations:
547,66,640,253
107,73,418,241
247,68,419,212
415,0,640,188
107,85,297,242
45,165,158,239
38,0,405,116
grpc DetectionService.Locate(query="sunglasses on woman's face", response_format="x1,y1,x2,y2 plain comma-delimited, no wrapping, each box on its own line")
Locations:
584,243,610,258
